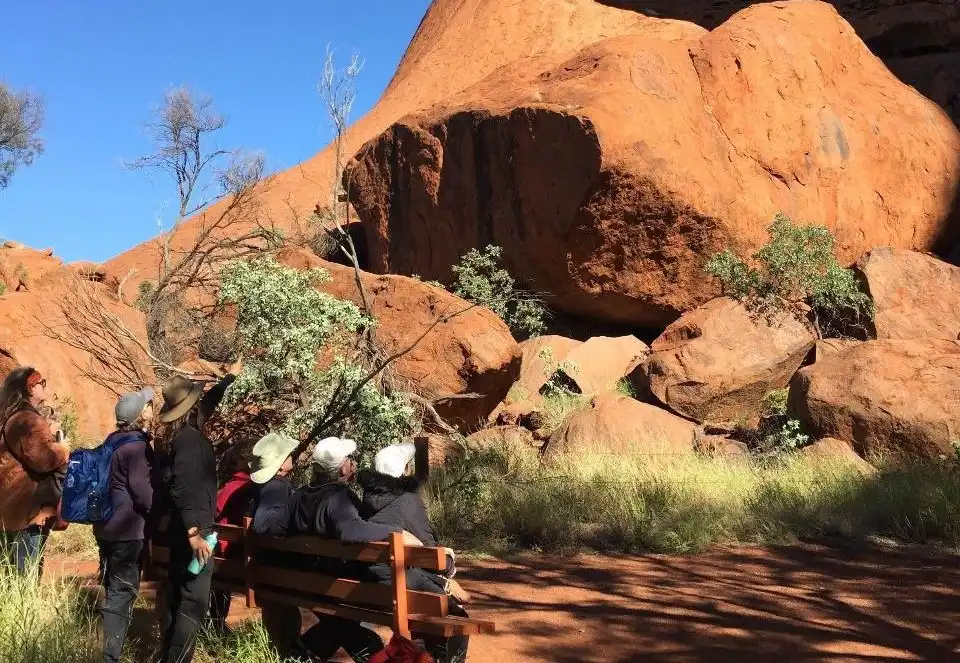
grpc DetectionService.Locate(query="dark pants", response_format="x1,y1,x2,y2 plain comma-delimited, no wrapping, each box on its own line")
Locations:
258,601,382,662
368,564,469,663
301,614,384,662
1,525,49,575
97,539,143,663
208,589,232,634
159,534,213,663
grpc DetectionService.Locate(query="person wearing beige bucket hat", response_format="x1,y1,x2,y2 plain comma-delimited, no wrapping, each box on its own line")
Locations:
155,359,242,663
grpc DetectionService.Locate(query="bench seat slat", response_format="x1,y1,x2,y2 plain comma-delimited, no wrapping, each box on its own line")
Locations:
154,521,446,571
254,565,448,617
253,589,487,638
249,534,447,572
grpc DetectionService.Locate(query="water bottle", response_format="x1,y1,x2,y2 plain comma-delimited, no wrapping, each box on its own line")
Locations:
186,532,218,575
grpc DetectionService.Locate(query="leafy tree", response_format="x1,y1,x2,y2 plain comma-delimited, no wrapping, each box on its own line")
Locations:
0,82,43,188
706,213,873,338
218,257,412,460
452,245,547,339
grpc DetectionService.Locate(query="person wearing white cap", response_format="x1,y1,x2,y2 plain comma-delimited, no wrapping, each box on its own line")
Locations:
358,443,472,663
286,436,423,662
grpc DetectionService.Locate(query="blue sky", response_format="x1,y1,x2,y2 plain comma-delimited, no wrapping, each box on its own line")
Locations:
0,0,431,262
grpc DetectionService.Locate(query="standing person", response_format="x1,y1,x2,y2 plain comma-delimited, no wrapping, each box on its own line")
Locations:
0,367,69,574
94,388,156,663
155,361,240,663
208,451,254,634
359,444,471,663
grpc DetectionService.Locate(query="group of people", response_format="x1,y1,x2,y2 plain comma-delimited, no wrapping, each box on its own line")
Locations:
0,364,470,663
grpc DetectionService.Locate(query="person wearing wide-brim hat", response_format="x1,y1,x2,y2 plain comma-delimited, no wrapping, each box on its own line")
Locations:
155,359,242,663
246,432,306,659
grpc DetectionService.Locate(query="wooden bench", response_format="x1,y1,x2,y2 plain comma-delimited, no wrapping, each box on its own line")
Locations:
147,519,495,642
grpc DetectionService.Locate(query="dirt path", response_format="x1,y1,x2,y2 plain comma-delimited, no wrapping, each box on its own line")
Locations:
52,542,960,662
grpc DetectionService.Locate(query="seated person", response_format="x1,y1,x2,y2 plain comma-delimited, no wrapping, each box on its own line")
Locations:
356,443,471,663
358,444,466,591
209,451,255,634
285,436,414,663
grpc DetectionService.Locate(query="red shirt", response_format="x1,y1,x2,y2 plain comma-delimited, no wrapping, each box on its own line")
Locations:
215,471,254,556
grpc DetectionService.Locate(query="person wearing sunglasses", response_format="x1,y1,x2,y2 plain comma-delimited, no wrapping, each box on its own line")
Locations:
0,367,70,574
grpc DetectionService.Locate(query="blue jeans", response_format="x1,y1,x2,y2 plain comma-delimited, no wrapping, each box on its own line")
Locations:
1,525,49,575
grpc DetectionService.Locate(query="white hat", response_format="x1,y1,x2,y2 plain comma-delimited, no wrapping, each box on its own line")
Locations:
311,437,357,472
250,433,299,484
374,443,416,478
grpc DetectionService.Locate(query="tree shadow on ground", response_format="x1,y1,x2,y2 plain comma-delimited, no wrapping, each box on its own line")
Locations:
465,542,960,662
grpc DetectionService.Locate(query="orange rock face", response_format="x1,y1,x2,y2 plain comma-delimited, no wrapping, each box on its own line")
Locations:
346,1,960,327
0,246,151,441
641,298,815,426
857,248,960,341
544,393,696,458
789,339,960,459
277,248,521,429
644,298,815,424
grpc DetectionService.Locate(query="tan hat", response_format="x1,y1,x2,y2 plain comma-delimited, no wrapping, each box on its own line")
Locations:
250,433,299,484
158,376,204,423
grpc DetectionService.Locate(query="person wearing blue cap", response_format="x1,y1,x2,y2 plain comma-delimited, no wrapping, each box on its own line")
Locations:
94,386,156,663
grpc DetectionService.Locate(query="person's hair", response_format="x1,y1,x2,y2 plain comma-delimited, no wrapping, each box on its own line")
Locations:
155,404,200,456
310,465,341,487
0,367,37,422
117,407,151,434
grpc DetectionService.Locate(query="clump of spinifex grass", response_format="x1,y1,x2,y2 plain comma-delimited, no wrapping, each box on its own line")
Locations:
428,442,960,555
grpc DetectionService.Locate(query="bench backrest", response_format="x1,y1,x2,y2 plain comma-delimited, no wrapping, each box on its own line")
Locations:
148,519,447,639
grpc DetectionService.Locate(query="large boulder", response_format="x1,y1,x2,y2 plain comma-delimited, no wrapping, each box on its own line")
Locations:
563,336,650,395
600,0,960,127
277,248,521,429
641,298,816,426
857,248,960,341
789,339,960,459
544,393,696,458
512,335,583,401
346,1,960,328
801,437,876,476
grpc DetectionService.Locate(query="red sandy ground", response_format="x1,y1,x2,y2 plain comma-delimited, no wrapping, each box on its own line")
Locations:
51,542,960,662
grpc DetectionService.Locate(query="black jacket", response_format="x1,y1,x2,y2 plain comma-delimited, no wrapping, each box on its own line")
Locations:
358,471,438,547
160,375,235,536
94,430,154,542
251,476,292,537
290,481,399,544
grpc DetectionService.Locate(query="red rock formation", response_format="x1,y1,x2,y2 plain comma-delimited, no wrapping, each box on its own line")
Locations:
641,298,816,426
346,1,960,327
277,248,521,429
857,248,960,341
789,339,960,459
0,245,151,440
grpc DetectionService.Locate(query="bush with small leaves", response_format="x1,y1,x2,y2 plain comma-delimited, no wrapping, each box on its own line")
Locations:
706,214,873,338
452,245,547,339
218,257,412,460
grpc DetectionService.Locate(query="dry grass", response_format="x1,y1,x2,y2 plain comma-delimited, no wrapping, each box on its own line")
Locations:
428,443,960,555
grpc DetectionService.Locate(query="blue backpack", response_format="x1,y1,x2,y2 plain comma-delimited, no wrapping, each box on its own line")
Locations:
61,431,139,524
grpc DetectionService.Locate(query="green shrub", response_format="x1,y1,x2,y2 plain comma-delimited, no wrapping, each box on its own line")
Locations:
760,388,789,419
452,245,546,339
218,257,412,460
134,280,155,313
0,282,6,296
706,214,873,338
